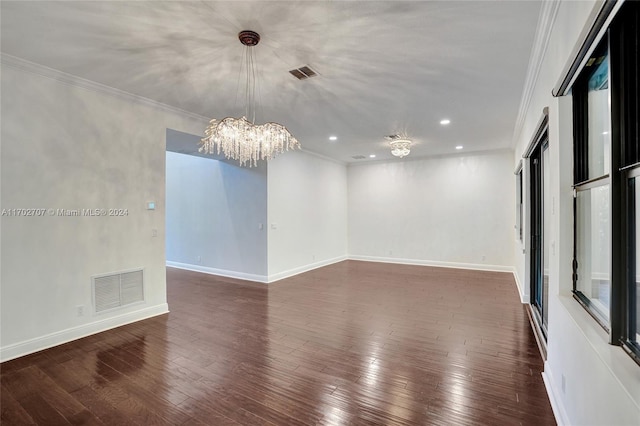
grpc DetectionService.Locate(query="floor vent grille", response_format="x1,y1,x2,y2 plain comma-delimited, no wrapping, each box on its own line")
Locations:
93,269,144,314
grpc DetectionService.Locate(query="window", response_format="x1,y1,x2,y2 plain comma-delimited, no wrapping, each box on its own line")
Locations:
516,166,523,241
572,37,612,330
629,173,640,356
612,0,640,364
572,37,612,327
529,126,549,339
575,183,611,323
571,1,640,364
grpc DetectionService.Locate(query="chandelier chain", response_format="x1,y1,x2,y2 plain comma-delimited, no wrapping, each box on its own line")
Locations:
200,30,301,167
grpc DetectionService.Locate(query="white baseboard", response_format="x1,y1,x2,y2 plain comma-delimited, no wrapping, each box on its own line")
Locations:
512,268,529,304
542,361,570,426
169,256,515,284
166,261,268,283
2,257,517,362
267,255,348,283
0,303,169,363
348,255,513,273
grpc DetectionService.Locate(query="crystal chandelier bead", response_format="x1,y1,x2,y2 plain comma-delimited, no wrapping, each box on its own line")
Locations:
200,117,300,167
390,139,412,158
200,30,301,167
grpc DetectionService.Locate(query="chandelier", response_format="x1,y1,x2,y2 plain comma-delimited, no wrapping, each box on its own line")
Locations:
200,30,300,167
387,135,412,158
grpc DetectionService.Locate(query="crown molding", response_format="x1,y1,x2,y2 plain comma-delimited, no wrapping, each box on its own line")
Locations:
511,0,561,147
0,53,210,123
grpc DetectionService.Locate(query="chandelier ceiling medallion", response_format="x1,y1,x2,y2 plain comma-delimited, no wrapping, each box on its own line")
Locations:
386,134,412,158
200,30,301,167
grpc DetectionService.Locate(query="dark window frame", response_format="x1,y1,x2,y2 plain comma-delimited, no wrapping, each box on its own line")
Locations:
572,177,611,330
516,166,523,242
570,1,640,365
622,166,640,364
611,1,640,364
519,169,523,241
530,132,549,340
572,34,613,332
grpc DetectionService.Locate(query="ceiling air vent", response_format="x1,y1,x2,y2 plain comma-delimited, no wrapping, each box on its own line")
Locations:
352,155,366,160
289,65,318,80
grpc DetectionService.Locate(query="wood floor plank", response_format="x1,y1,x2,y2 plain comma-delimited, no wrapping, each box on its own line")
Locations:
1,383,36,425
1,261,555,425
14,393,70,426
4,365,89,419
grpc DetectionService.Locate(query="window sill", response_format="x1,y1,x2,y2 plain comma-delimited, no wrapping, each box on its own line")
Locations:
558,295,640,409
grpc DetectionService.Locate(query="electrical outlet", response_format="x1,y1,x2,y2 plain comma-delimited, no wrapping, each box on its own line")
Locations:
76,305,84,317
561,374,566,394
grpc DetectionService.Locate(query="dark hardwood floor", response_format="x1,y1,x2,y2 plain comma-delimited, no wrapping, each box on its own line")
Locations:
1,261,556,425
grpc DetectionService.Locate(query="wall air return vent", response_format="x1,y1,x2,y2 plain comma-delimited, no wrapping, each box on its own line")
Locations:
289,65,318,80
93,269,144,314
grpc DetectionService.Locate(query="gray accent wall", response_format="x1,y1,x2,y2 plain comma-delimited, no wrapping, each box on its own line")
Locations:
165,148,268,279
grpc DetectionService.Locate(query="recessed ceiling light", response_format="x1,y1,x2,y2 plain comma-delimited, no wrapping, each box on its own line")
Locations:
602,131,609,135
369,154,376,158
329,136,338,141
440,119,451,125
455,145,463,150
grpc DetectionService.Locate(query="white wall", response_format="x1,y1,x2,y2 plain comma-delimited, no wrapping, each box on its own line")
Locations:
165,151,268,281
513,1,640,424
0,60,207,361
267,150,348,281
348,150,515,271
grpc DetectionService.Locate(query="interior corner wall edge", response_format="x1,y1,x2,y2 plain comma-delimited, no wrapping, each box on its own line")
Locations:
267,255,348,283
0,62,207,360
513,0,640,424
267,150,348,277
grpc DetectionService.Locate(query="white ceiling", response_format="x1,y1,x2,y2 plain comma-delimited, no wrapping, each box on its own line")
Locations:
1,1,541,163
